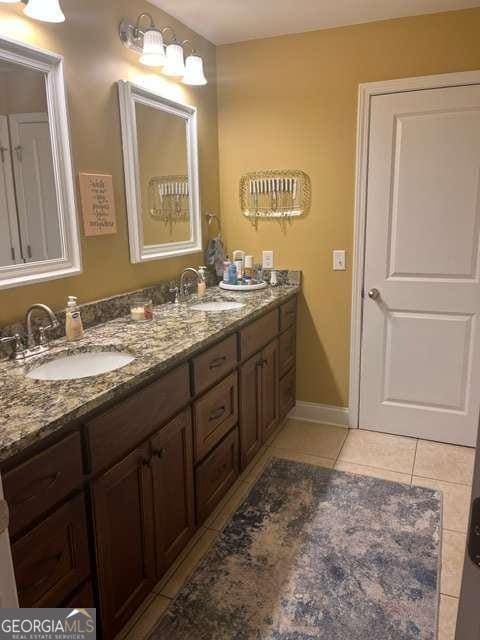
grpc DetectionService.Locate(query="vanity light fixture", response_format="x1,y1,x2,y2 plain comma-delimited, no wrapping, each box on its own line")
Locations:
119,14,207,85
22,0,65,23
182,52,207,86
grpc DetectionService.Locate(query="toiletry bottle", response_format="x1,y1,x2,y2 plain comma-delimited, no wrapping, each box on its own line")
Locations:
223,255,230,283
270,270,278,287
65,296,84,341
198,266,207,297
244,255,254,279
233,250,245,282
228,261,237,285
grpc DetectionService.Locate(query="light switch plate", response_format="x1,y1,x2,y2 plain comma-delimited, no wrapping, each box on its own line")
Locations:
262,250,274,269
333,250,346,271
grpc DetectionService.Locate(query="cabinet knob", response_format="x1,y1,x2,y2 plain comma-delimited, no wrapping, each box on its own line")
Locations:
154,448,167,459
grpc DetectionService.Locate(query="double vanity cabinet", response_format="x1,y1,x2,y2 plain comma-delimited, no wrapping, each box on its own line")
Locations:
1,292,297,639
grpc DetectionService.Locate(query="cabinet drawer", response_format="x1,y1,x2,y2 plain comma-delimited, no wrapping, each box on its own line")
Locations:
195,427,239,524
279,326,296,377
193,334,238,395
63,580,95,608
4,432,84,537
279,368,296,421
13,494,90,608
240,309,279,360
193,372,238,462
280,297,297,331
87,363,190,473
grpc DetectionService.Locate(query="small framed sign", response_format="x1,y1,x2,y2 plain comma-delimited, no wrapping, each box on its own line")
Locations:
79,172,117,236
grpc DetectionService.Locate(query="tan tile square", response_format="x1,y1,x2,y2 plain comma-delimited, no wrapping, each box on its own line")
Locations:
335,461,411,484
438,595,459,640
270,419,347,459
160,528,218,599
441,530,466,598
338,429,417,474
414,441,475,485
126,594,171,640
412,477,472,533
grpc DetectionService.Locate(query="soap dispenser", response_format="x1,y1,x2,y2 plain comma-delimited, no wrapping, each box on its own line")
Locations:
65,296,84,341
198,266,207,297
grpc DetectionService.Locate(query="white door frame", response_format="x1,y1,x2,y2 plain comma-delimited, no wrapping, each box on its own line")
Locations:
348,69,480,429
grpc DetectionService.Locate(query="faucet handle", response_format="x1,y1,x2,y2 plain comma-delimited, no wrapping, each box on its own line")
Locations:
38,324,57,346
169,287,180,304
0,334,25,360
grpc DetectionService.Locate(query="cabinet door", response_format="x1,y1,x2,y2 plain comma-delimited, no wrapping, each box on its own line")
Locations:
261,340,280,443
239,352,263,469
151,409,195,576
91,443,155,639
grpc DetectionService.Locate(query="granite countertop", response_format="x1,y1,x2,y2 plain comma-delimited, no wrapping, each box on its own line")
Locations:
0,285,299,464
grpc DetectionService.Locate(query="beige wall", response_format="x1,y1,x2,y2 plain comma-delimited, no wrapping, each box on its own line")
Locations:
216,8,480,408
0,66,48,115
0,0,219,326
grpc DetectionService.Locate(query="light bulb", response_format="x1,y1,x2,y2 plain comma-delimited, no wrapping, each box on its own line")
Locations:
163,43,185,77
139,28,165,67
182,54,207,86
23,0,65,23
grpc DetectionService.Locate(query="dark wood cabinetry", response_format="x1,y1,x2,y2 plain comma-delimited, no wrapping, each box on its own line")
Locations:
239,339,279,468
91,443,155,638
5,293,298,640
195,427,240,523
151,409,195,575
13,494,89,608
4,432,84,537
239,353,262,469
261,339,280,443
193,371,238,462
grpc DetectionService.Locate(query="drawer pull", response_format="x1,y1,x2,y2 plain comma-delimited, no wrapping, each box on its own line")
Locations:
12,472,61,507
20,551,63,594
153,448,167,459
209,405,226,422
209,356,227,370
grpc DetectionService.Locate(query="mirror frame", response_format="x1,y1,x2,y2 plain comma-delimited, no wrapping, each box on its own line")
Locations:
0,35,81,290
118,81,202,263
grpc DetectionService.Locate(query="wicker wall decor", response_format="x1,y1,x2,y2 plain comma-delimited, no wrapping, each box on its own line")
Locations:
240,170,311,219
148,175,190,224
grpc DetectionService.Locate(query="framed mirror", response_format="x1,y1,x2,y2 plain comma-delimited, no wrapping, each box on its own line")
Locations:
0,36,81,290
118,81,202,262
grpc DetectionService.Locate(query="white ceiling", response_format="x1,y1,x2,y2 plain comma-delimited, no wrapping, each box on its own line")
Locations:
148,0,480,45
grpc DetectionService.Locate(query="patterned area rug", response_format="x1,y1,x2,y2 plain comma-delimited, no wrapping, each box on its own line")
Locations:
150,459,441,640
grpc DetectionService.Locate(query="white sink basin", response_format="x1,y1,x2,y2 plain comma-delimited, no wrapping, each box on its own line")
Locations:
27,351,135,381
190,301,245,312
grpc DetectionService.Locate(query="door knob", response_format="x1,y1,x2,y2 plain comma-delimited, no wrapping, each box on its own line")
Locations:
368,288,380,300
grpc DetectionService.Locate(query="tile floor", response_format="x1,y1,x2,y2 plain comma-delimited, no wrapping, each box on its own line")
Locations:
121,418,475,640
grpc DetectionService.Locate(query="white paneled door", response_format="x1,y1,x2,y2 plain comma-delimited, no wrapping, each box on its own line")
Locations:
360,83,480,446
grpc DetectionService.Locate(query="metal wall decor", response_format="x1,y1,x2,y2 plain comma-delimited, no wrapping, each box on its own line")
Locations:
148,175,190,225
240,170,311,219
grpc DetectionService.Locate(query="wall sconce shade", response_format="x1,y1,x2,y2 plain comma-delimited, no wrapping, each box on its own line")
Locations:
23,0,65,22
139,28,165,67
183,54,207,86
163,43,185,77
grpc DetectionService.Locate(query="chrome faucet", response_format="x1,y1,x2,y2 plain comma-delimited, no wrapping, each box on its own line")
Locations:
25,304,60,355
179,268,203,302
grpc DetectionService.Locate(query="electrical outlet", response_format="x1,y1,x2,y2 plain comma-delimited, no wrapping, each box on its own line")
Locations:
262,250,274,269
333,250,346,271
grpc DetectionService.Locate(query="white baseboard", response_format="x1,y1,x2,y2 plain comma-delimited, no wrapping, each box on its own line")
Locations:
290,401,350,427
